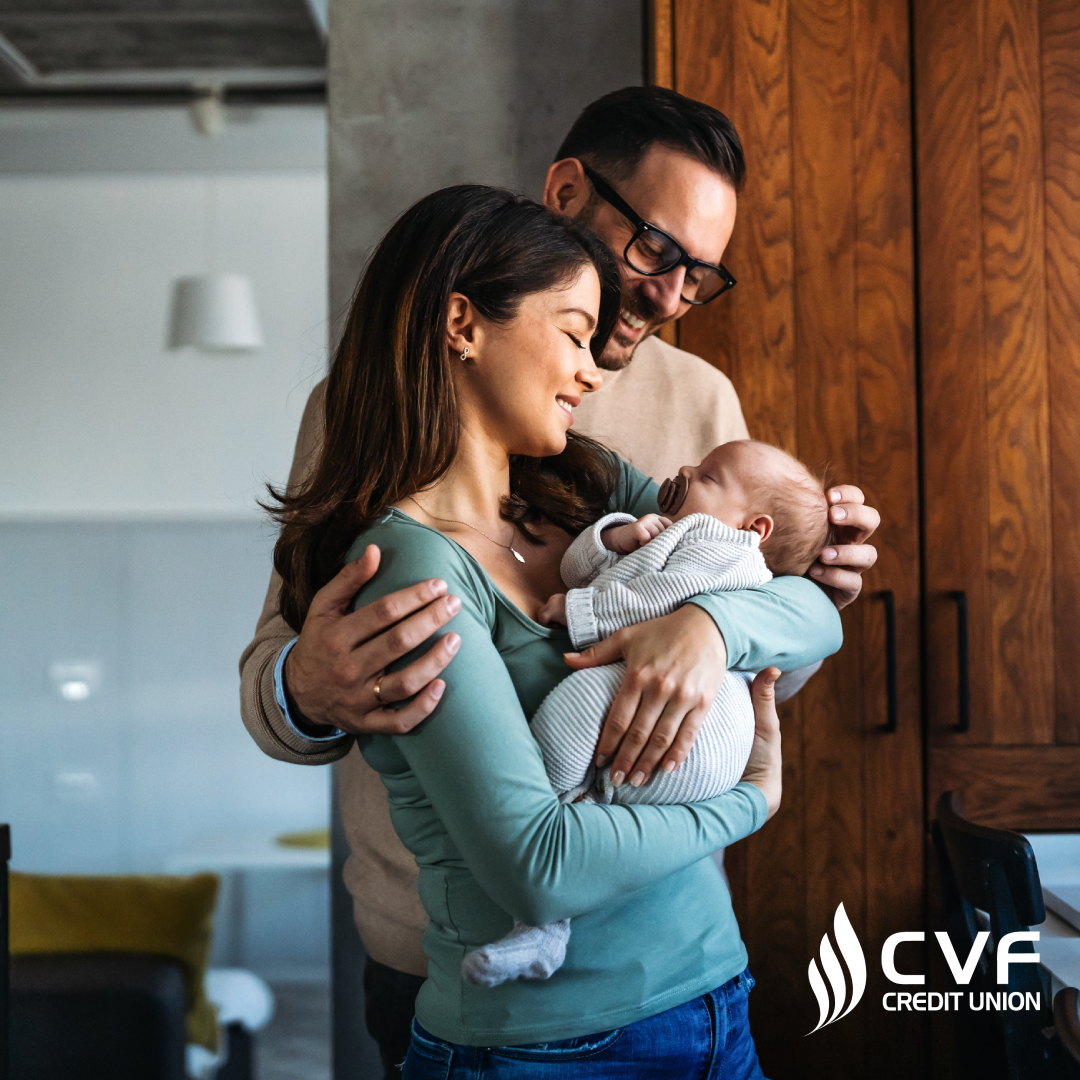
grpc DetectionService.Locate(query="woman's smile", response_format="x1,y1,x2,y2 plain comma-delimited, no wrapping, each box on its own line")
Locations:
556,394,579,424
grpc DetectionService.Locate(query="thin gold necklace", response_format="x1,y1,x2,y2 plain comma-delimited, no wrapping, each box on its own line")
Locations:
406,495,525,563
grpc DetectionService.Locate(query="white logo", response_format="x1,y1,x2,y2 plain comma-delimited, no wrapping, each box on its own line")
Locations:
806,903,866,1034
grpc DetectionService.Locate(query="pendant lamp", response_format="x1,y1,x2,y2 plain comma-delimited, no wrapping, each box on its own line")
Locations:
167,273,263,352
167,88,264,353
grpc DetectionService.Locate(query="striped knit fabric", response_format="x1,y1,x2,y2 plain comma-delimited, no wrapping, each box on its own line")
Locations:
533,512,773,806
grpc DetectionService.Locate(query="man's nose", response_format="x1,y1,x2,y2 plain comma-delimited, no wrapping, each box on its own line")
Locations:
639,266,687,320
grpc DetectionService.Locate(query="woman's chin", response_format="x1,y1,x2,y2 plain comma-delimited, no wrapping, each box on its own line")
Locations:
512,433,568,458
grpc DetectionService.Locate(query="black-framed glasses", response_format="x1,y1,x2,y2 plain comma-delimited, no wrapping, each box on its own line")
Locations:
583,165,736,305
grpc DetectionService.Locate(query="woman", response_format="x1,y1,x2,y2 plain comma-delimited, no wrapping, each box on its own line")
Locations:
269,186,841,1077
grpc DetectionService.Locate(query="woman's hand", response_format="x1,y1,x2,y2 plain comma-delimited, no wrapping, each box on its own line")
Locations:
284,544,462,735
564,605,726,788
740,668,782,820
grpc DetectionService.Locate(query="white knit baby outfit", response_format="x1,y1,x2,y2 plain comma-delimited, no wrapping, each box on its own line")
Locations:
461,512,773,988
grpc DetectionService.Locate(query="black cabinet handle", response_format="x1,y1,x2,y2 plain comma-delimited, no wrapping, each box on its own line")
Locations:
877,590,898,732
950,591,970,733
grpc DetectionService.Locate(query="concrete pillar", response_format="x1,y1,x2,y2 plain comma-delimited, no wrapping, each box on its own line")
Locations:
327,3,641,1076
328,0,643,325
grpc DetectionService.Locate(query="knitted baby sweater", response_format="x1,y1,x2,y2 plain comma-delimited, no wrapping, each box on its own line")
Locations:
531,512,773,805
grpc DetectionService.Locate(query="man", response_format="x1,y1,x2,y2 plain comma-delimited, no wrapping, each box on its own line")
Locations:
240,87,878,1073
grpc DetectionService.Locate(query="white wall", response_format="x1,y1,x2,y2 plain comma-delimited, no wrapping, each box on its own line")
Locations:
0,106,327,518
0,105,332,979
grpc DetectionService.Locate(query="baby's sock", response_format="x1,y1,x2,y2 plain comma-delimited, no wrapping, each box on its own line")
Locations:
461,919,571,988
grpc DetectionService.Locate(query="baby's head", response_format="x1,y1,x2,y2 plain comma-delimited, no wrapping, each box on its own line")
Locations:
658,440,831,576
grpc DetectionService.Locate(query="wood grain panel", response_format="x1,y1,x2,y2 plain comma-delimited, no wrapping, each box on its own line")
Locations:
646,0,675,89
672,1,811,1066
649,0,679,350
727,0,799,454
668,0,734,358
978,0,1053,745
914,0,993,746
1042,0,1080,744
852,0,924,1071
928,747,1080,830
790,0,867,1070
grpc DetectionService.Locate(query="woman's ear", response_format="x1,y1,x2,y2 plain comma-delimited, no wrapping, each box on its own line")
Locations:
746,514,774,545
446,292,479,362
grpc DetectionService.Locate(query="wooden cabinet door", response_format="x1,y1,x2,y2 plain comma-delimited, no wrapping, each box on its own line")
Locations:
651,2,924,1077
916,0,1080,827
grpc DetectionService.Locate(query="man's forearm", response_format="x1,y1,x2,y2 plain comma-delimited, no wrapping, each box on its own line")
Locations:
239,627,351,765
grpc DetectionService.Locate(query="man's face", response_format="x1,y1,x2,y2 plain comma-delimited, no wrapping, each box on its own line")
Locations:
572,144,738,370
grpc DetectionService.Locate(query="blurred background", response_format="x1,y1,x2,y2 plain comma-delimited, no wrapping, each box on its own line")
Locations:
0,105,330,977
0,2,640,1077
0,3,332,1076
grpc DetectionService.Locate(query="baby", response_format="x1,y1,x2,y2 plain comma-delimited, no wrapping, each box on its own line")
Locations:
461,440,832,988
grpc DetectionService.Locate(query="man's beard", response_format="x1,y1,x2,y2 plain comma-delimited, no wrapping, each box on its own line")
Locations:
597,287,667,371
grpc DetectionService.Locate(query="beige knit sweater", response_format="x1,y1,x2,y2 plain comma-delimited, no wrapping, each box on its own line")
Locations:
237,334,750,976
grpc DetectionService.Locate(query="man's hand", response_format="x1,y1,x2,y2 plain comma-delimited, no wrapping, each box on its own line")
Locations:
564,605,726,788
809,484,880,610
284,544,461,736
740,668,782,820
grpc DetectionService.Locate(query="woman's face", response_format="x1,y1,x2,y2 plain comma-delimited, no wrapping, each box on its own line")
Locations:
461,267,604,458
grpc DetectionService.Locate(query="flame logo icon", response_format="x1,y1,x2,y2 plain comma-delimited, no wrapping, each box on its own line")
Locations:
806,903,866,1034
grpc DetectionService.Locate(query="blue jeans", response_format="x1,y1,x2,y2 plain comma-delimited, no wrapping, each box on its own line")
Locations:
401,969,766,1079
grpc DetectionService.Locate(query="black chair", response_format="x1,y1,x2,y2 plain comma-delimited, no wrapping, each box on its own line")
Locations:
0,825,252,1080
10,951,188,1080
933,791,1063,1080
1054,986,1080,1079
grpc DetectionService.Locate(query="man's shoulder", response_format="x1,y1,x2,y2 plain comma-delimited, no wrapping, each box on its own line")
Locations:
632,335,738,401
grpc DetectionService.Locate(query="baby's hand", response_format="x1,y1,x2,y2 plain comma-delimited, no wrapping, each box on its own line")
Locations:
601,514,671,554
537,593,568,627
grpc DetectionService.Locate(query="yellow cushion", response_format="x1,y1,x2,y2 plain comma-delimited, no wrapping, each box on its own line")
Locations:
9,871,220,1051
275,827,329,849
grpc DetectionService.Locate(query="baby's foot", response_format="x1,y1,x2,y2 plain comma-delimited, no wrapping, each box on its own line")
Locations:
461,919,571,988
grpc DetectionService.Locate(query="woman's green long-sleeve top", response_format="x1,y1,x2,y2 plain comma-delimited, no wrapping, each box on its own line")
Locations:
349,460,842,1046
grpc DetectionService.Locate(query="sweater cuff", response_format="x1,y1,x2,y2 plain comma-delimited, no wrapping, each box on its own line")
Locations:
565,587,600,650
733,781,770,833
274,638,347,743
560,512,636,589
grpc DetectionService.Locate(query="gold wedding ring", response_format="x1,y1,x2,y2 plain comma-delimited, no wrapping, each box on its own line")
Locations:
373,679,387,706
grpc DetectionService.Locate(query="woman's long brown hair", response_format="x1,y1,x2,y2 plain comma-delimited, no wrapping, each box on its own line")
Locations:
266,186,624,630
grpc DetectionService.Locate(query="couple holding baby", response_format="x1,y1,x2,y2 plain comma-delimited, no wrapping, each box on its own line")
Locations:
240,87,879,1079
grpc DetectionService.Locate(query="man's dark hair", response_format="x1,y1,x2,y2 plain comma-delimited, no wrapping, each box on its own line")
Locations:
555,86,745,190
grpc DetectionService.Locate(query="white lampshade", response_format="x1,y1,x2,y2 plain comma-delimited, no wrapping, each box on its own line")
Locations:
167,272,263,353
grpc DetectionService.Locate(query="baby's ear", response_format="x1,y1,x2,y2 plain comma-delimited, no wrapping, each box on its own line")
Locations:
746,514,774,544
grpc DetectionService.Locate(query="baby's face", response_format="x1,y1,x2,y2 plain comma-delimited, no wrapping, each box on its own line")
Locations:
659,441,798,528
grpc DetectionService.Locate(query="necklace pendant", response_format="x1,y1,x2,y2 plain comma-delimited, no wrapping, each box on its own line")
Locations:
511,547,525,564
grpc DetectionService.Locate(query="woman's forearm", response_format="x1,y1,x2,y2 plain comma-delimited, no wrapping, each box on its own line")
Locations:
498,784,768,925
689,575,843,672
386,598,769,927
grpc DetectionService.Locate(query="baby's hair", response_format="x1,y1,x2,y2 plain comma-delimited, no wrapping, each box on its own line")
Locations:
746,444,835,576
